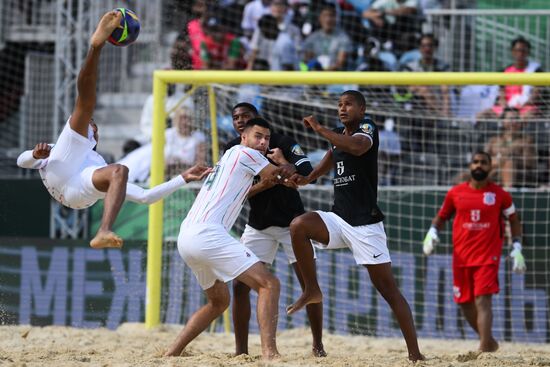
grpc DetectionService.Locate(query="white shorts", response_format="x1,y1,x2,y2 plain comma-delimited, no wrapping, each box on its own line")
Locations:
241,225,317,264
43,121,105,209
313,211,391,265
177,224,260,290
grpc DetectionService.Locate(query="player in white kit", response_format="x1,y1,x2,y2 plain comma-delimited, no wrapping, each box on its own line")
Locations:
165,118,293,360
16,11,210,249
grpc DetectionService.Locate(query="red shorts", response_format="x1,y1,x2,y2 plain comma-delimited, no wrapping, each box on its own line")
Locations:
452,264,499,304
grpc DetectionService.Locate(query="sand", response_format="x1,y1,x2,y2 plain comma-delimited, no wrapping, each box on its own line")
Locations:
0,323,549,367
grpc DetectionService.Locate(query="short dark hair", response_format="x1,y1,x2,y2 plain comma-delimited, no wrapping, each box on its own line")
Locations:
232,102,259,116
341,90,366,107
471,150,492,165
511,37,531,50
419,33,438,47
258,14,279,40
244,117,271,131
320,3,336,14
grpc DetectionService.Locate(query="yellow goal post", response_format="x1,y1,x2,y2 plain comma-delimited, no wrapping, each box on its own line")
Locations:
145,70,550,329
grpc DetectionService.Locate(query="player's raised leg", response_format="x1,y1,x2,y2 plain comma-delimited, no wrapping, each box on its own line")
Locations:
70,10,121,138
287,212,329,315
89,164,128,248
232,279,252,355
366,263,424,362
164,280,230,357
236,262,280,360
291,262,326,356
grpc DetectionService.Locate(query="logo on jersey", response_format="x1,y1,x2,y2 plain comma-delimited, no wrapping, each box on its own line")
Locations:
483,192,496,206
470,209,480,222
360,122,375,137
291,144,305,156
336,161,344,175
453,285,461,300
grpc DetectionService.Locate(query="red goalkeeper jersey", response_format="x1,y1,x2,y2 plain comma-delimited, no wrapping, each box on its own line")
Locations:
438,182,515,267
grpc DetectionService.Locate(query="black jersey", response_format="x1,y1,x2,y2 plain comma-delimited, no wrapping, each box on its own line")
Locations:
224,133,313,230
331,118,384,226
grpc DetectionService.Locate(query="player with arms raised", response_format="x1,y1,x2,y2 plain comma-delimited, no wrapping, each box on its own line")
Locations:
165,118,294,360
16,11,210,249
286,90,424,362
423,151,526,352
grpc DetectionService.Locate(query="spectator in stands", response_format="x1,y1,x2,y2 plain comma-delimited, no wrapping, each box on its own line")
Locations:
247,14,299,71
361,0,419,53
136,35,193,145
199,16,244,70
477,37,543,121
378,118,402,185
302,4,352,71
270,0,302,49
119,106,207,183
485,107,537,188
400,33,450,155
401,33,451,116
455,85,499,124
186,0,212,70
241,0,273,39
356,36,393,72
397,33,421,69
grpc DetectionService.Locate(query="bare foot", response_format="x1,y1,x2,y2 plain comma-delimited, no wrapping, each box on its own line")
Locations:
479,338,499,352
286,291,322,315
262,350,280,361
90,231,123,249
90,11,122,47
312,344,327,357
409,353,426,362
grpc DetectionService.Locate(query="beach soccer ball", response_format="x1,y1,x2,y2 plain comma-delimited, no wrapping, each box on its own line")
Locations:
108,8,140,47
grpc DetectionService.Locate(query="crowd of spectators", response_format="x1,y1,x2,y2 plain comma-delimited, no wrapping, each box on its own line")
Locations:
149,0,548,188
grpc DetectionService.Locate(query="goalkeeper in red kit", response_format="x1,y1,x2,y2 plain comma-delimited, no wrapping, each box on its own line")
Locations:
423,151,526,353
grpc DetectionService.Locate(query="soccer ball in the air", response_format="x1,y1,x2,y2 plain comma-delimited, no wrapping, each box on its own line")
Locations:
108,8,140,47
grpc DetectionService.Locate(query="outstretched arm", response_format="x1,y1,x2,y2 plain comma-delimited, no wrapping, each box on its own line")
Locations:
70,11,122,138
126,164,211,204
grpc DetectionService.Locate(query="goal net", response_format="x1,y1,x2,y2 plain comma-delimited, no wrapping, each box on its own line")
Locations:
148,71,550,343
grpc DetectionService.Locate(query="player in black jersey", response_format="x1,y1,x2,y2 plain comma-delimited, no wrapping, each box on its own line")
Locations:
225,103,326,357
286,91,424,362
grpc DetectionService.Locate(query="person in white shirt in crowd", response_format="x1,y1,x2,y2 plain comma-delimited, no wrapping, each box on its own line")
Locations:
268,0,301,49
241,0,273,39
247,14,299,71
302,3,352,71
118,105,207,183
136,34,193,145
17,11,211,249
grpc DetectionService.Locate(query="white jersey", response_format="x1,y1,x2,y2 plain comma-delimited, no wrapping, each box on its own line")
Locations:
182,145,269,231
17,120,108,209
